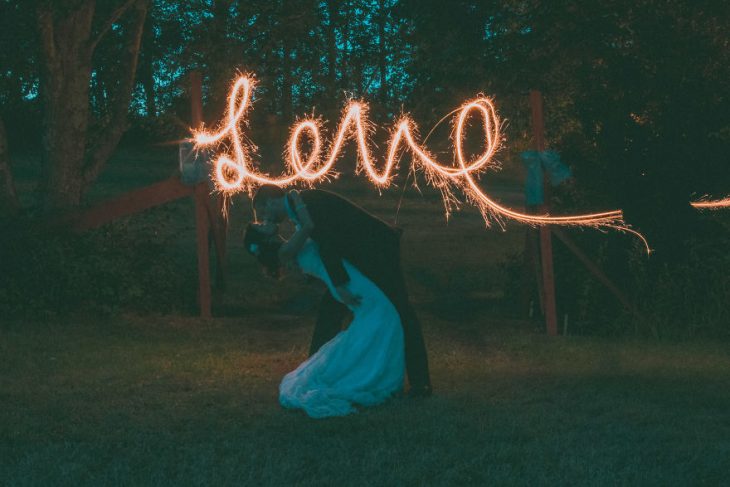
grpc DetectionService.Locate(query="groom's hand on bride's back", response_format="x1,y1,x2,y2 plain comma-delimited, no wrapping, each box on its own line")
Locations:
335,285,362,307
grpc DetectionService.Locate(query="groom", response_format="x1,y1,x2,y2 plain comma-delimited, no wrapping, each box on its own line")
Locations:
252,184,432,398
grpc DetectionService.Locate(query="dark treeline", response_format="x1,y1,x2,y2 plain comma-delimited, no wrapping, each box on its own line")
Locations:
1,1,728,207
0,0,728,335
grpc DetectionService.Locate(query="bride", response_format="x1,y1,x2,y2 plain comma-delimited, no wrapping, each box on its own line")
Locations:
244,192,405,419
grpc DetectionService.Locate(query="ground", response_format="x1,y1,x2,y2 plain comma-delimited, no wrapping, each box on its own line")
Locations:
2,146,729,485
3,318,729,485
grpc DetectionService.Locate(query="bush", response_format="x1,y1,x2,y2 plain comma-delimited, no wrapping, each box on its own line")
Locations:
0,215,196,319
501,213,730,339
629,234,730,339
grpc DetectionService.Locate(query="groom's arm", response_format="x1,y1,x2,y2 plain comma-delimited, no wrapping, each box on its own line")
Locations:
313,232,362,306
302,192,351,287
318,241,350,286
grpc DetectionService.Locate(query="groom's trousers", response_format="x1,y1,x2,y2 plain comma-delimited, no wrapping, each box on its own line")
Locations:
308,244,432,391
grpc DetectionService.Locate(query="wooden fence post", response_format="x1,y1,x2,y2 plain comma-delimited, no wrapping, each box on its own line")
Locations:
529,90,558,336
190,70,212,318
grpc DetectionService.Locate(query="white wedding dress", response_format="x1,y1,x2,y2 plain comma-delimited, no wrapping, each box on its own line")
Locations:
279,239,405,418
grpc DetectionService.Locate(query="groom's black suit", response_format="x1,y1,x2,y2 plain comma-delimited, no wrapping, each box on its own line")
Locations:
292,189,431,391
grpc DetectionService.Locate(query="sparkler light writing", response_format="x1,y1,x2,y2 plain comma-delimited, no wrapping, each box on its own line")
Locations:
691,197,730,210
193,74,726,252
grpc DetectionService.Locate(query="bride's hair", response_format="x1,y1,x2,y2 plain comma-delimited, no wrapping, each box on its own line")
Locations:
244,223,284,278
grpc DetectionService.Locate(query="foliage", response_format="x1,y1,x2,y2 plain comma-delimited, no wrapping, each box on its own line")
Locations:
629,232,730,339
502,211,730,339
0,0,728,333
123,111,190,145
0,1,41,149
499,165,730,338
0,215,194,318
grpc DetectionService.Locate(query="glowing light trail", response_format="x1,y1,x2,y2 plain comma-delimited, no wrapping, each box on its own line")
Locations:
194,74,651,248
691,197,730,210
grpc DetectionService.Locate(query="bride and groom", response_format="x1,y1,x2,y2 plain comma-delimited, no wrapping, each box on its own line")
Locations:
244,185,432,418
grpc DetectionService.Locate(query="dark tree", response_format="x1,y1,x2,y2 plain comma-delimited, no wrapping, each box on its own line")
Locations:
0,117,18,214
35,0,149,211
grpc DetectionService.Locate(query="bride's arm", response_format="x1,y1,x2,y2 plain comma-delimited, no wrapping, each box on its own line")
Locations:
278,191,314,262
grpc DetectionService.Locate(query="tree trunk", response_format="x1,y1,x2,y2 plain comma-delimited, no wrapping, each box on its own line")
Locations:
281,38,293,123
140,63,157,118
323,0,339,110
377,0,388,105
139,8,157,118
343,0,353,90
83,0,148,188
36,2,95,211
36,0,148,212
0,117,19,215
280,1,293,123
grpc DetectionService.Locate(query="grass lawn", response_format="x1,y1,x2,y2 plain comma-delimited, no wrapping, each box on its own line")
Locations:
2,316,729,486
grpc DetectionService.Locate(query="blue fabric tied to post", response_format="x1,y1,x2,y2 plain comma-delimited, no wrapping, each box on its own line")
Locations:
521,150,572,205
178,140,211,185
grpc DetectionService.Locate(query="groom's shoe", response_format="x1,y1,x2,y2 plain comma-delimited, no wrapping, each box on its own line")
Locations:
406,385,432,399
